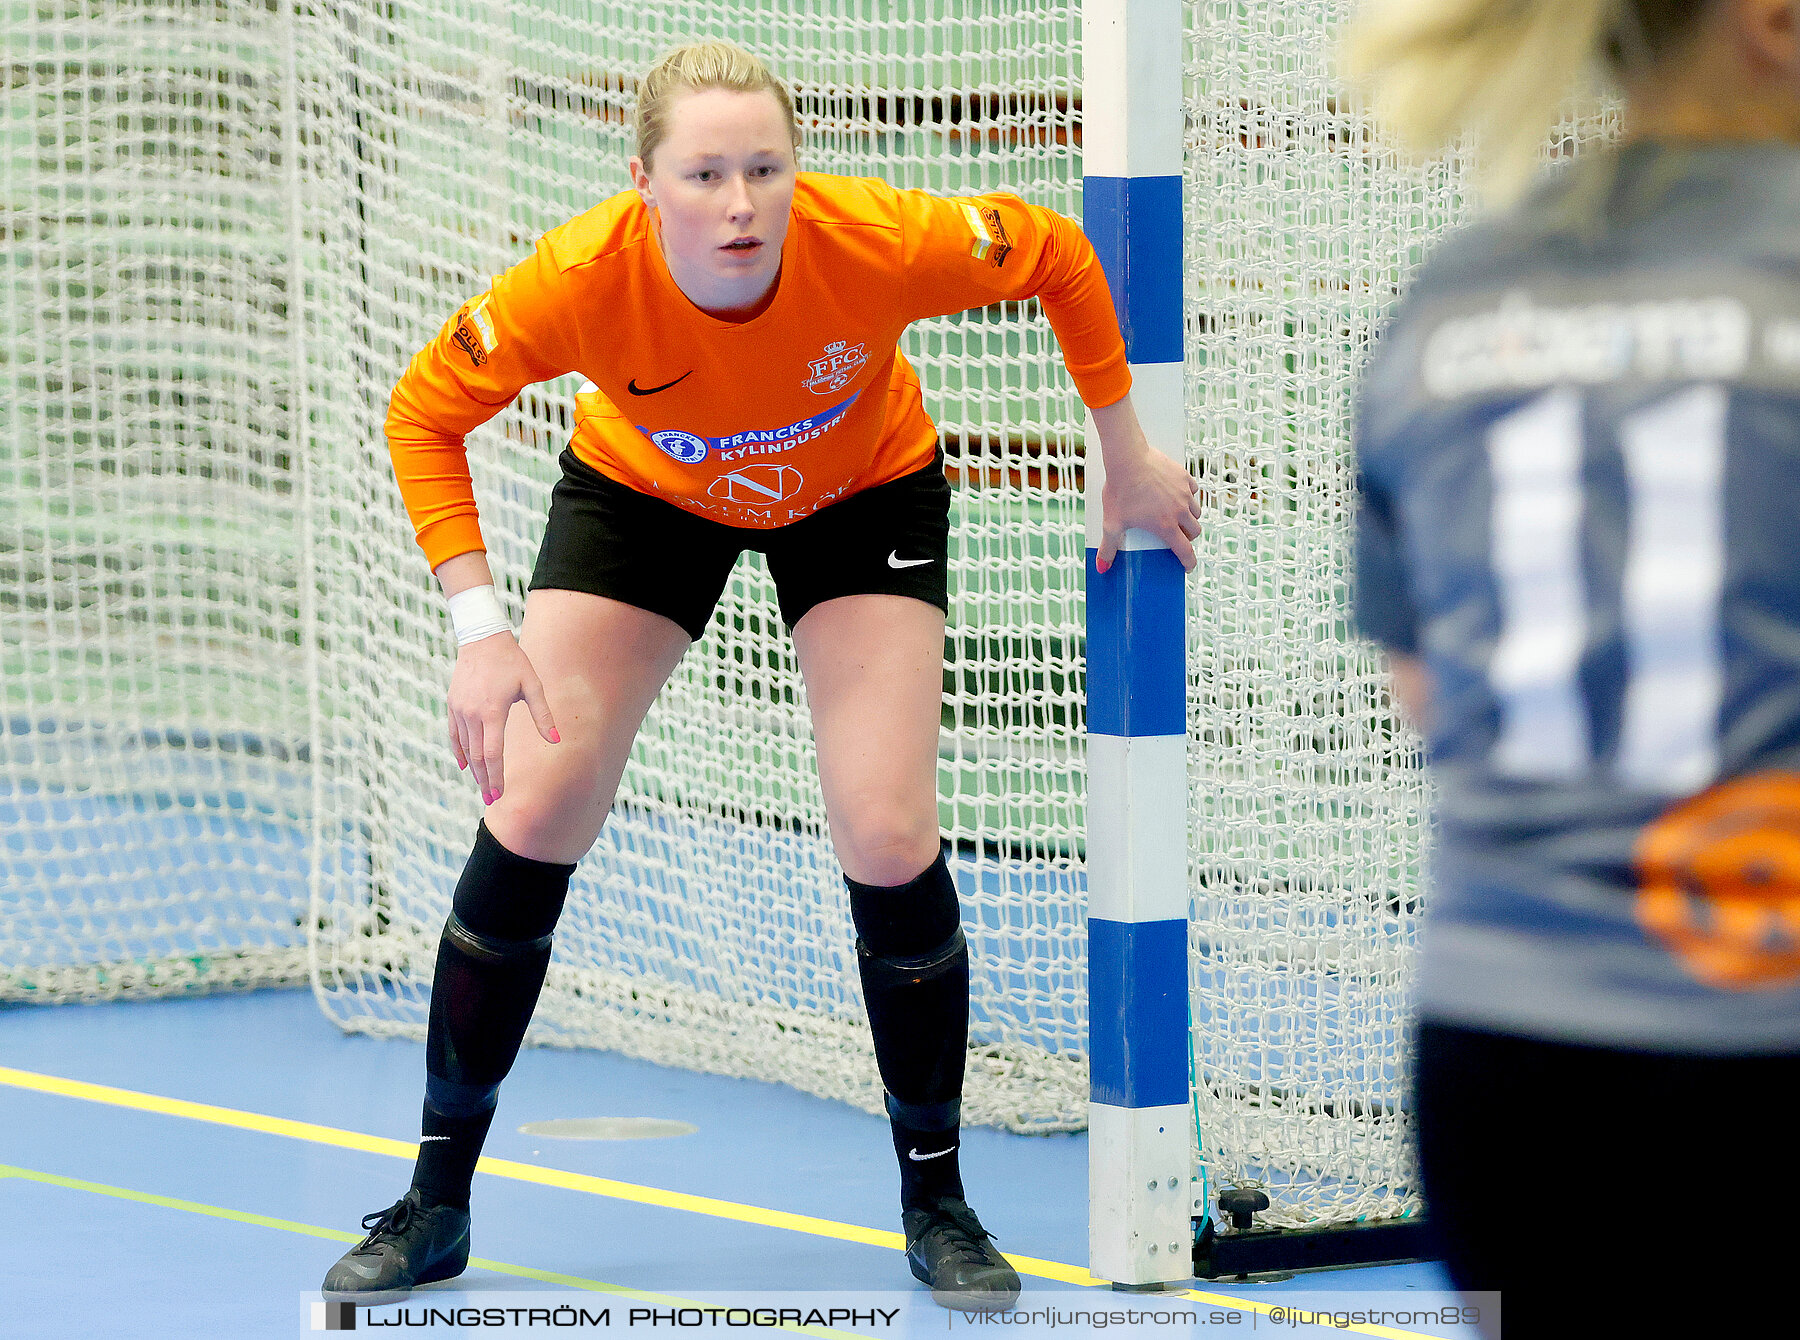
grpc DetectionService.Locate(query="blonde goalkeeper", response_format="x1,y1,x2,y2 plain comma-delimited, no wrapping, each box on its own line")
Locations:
321,40,1198,1313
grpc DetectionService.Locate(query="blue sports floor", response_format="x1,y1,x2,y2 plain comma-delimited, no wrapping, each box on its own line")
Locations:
1,989,1470,1339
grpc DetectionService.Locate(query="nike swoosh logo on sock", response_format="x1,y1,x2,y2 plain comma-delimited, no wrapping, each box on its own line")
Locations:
908,1145,958,1161
419,1135,452,1142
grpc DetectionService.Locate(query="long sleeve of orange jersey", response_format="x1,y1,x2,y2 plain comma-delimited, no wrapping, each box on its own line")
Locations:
386,237,585,568
896,188,1132,409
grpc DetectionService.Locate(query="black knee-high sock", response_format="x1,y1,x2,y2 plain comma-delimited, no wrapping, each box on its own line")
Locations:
410,822,576,1210
847,852,970,1211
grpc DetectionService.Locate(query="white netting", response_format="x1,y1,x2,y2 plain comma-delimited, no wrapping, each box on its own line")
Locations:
1180,0,1453,1226
5,0,1552,1228
1,1,313,1000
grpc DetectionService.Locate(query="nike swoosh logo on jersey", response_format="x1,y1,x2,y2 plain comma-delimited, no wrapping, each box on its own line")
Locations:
888,552,933,569
627,371,693,396
907,1145,957,1161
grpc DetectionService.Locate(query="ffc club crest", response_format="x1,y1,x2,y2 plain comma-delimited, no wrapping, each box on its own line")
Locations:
803,339,867,395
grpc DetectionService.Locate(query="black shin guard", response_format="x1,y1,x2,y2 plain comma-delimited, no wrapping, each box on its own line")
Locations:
848,854,971,1210
412,823,576,1210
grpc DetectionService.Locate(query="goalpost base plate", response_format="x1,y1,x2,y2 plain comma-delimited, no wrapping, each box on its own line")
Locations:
1192,1217,1435,1281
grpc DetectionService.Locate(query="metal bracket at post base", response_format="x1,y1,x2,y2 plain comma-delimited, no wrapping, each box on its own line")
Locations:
1192,1215,1435,1280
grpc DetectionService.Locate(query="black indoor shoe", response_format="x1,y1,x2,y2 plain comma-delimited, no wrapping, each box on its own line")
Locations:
321,1189,471,1304
903,1197,1022,1313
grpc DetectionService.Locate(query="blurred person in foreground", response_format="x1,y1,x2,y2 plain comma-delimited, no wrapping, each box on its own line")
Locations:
1346,0,1800,1328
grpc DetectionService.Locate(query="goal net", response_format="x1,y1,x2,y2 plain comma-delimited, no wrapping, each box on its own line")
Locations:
2,0,316,1000
4,0,1517,1231
1182,2,1445,1227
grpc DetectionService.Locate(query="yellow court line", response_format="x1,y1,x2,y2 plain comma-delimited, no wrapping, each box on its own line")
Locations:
0,1163,871,1340
0,1063,1080,1281
1,1064,1445,1339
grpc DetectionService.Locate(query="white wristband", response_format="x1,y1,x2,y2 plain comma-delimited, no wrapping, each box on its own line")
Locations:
446,584,513,646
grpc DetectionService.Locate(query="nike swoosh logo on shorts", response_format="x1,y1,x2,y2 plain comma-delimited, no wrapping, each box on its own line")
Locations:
908,1145,957,1161
888,552,933,569
627,371,693,396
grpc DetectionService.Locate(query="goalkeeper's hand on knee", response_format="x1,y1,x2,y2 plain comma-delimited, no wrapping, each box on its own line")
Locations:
446,633,560,805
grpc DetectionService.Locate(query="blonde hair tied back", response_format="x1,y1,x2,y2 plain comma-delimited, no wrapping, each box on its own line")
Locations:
634,41,800,171
1342,0,1632,202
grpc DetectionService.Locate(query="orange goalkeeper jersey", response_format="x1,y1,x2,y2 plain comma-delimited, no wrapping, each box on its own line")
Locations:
387,172,1131,567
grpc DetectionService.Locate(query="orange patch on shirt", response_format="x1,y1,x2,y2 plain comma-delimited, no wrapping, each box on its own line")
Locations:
1634,773,1800,990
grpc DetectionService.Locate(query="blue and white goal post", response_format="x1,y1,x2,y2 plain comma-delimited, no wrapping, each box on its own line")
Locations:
1082,0,1196,1290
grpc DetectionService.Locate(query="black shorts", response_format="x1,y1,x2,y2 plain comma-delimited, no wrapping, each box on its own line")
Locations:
1414,1020,1800,1310
530,449,951,641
